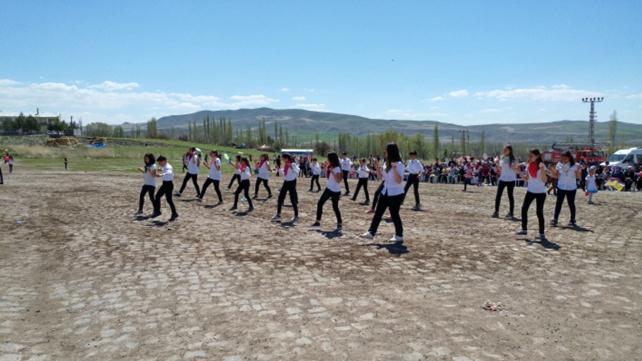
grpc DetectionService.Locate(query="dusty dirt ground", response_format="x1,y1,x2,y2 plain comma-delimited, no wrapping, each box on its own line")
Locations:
0,170,640,361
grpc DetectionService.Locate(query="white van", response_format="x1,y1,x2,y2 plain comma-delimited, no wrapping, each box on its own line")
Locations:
604,147,642,168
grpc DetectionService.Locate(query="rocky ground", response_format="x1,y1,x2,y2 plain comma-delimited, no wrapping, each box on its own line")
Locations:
0,170,640,360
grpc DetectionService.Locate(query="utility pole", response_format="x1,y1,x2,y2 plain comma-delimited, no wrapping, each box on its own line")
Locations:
582,97,604,146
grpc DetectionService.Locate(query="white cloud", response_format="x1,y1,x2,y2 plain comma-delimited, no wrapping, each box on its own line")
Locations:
430,96,444,102
304,88,315,93
291,96,306,101
280,87,290,92
626,92,642,100
90,80,140,91
475,84,602,101
448,89,469,98
0,78,279,123
295,103,326,111
479,108,502,113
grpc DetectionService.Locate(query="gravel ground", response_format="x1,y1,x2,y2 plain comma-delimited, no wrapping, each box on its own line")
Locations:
1,170,640,361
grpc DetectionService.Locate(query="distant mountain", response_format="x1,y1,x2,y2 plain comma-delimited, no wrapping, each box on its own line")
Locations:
128,108,642,145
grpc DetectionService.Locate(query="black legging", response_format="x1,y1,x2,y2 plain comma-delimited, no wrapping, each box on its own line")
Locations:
372,182,384,209
342,170,350,194
154,181,177,216
521,192,546,234
233,179,253,209
0,166,3,184
254,177,272,197
495,180,515,214
553,188,576,223
368,193,403,237
310,175,321,192
138,185,155,212
200,178,223,202
403,174,420,205
316,189,342,224
179,173,200,195
277,180,298,217
352,178,370,201
228,173,241,189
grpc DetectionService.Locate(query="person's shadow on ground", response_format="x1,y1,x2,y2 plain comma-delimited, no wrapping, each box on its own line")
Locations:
309,229,342,239
363,242,409,256
523,236,561,250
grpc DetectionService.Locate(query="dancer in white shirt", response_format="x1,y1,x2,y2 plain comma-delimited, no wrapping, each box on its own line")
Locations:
351,158,370,205
340,152,353,196
404,151,423,211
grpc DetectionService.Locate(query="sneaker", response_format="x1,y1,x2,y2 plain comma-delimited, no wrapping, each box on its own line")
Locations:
271,214,281,223
504,212,514,219
550,219,558,227
389,235,404,243
150,212,161,218
174,192,182,197
229,206,237,211
491,212,499,218
537,233,546,241
567,221,577,228
196,197,203,202
247,206,254,212
289,216,299,225
516,229,527,235
252,195,258,200
361,231,374,240
336,224,343,232
310,221,321,227
135,210,143,216
412,204,422,211
267,194,273,199
169,214,179,222
363,200,370,206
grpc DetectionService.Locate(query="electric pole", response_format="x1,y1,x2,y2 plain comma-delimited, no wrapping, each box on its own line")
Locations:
582,97,604,146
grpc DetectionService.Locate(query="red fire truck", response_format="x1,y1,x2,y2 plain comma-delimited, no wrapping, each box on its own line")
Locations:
542,143,606,165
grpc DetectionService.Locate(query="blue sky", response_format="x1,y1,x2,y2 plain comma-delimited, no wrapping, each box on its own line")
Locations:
1,0,641,125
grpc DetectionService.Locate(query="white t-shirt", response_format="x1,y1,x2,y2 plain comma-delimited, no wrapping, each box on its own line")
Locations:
499,157,517,182
284,162,300,181
326,166,342,193
208,158,222,180
186,155,199,175
341,158,352,171
240,165,251,181
527,167,547,194
161,163,174,182
406,159,423,174
257,161,270,180
382,162,405,196
310,162,321,176
233,162,241,175
586,175,597,192
357,164,370,178
143,164,157,186
556,162,578,191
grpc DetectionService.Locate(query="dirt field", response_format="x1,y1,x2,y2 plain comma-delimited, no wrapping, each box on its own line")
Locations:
1,169,640,361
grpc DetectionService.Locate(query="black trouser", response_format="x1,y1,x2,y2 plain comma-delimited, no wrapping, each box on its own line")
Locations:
0,166,3,184
254,177,272,197
403,173,420,205
234,179,253,208
179,172,200,195
277,180,298,217
521,192,546,234
310,175,321,191
372,182,384,209
553,188,576,223
352,178,370,201
342,170,350,194
316,188,342,224
495,180,515,214
228,174,241,189
154,181,177,216
368,193,404,237
138,185,155,212
200,178,222,202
